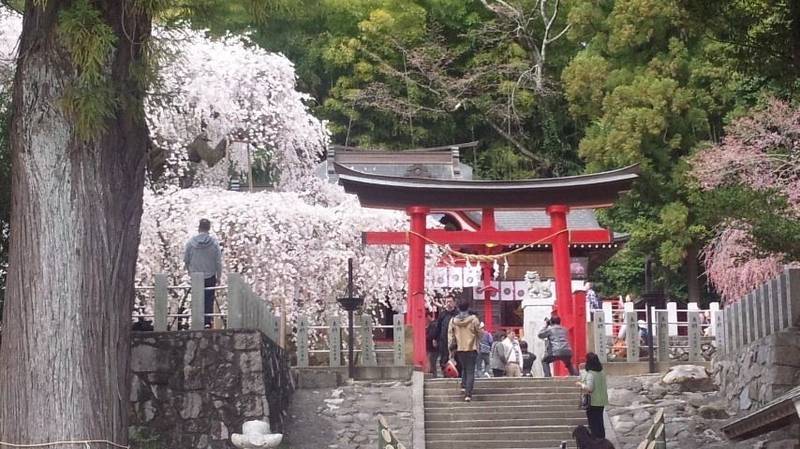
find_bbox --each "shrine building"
[317,142,638,369]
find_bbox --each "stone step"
[424,378,578,389]
[425,438,574,449]
[425,417,586,429]
[425,385,579,395]
[424,392,580,403]
[425,408,586,422]
[427,426,572,436]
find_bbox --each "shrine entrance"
[333,159,638,371]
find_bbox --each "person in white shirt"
[503,330,523,377]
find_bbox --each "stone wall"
[713,327,800,411]
[129,329,293,449]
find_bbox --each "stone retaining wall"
[713,327,800,411]
[129,329,293,449]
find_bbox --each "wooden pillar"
[407,206,429,369]
[482,208,496,331]
[547,205,572,376]
[547,205,573,320]
[482,262,494,331]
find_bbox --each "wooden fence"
[636,408,666,449]
[718,267,800,353]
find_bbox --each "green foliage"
[57,0,119,138]
[562,0,735,300]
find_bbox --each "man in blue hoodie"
[184,218,223,328]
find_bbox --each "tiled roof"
[463,209,600,231]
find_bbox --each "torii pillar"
[407,206,428,367]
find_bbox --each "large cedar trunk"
[686,244,701,303]
[0,1,150,446]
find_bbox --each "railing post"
[625,311,639,362]
[154,274,168,332]
[688,311,701,361]
[769,273,789,332]
[297,317,309,368]
[602,301,614,336]
[666,302,678,336]
[749,291,758,342]
[271,312,281,344]
[191,272,205,330]
[593,312,607,363]
[766,280,778,336]
[393,313,405,366]
[724,307,733,354]
[785,267,800,328]
[713,310,724,350]
[733,301,743,348]
[742,294,752,345]
[329,315,342,367]
[228,273,243,329]
[751,290,762,340]
[264,301,276,341]
[709,302,719,336]
[360,314,377,366]
[656,310,669,362]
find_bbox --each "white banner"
[433,266,449,288]
[500,281,515,301]
[463,266,481,288]
[514,281,529,301]
[490,281,500,301]
[449,267,464,289]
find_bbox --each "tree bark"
[686,244,701,303]
[0,1,150,447]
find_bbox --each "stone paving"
[283,379,413,449]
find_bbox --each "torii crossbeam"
[337,163,639,370]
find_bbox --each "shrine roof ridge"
[330,141,479,153]
[336,163,640,210]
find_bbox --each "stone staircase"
[424,377,587,449]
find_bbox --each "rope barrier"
[0,440,128,449]
[406,228,570,262]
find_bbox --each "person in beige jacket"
[448,298,481,401]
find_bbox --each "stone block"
[130,329,293,449]
[236,395,264,418]
[242,372,266,395]
[179,392,204,419]
[146,372,171,385]
[294,368,341,389]
[183,339,199,365]
[208,363,238,396]
[767,365,800,385]
[238,351,264,373]
[234,331,260,351]
[131,345,160,372]
[697,404,730,420]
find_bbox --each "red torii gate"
[336,163,639,370]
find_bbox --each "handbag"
[580,393,591,410]
[443,359,460,378]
